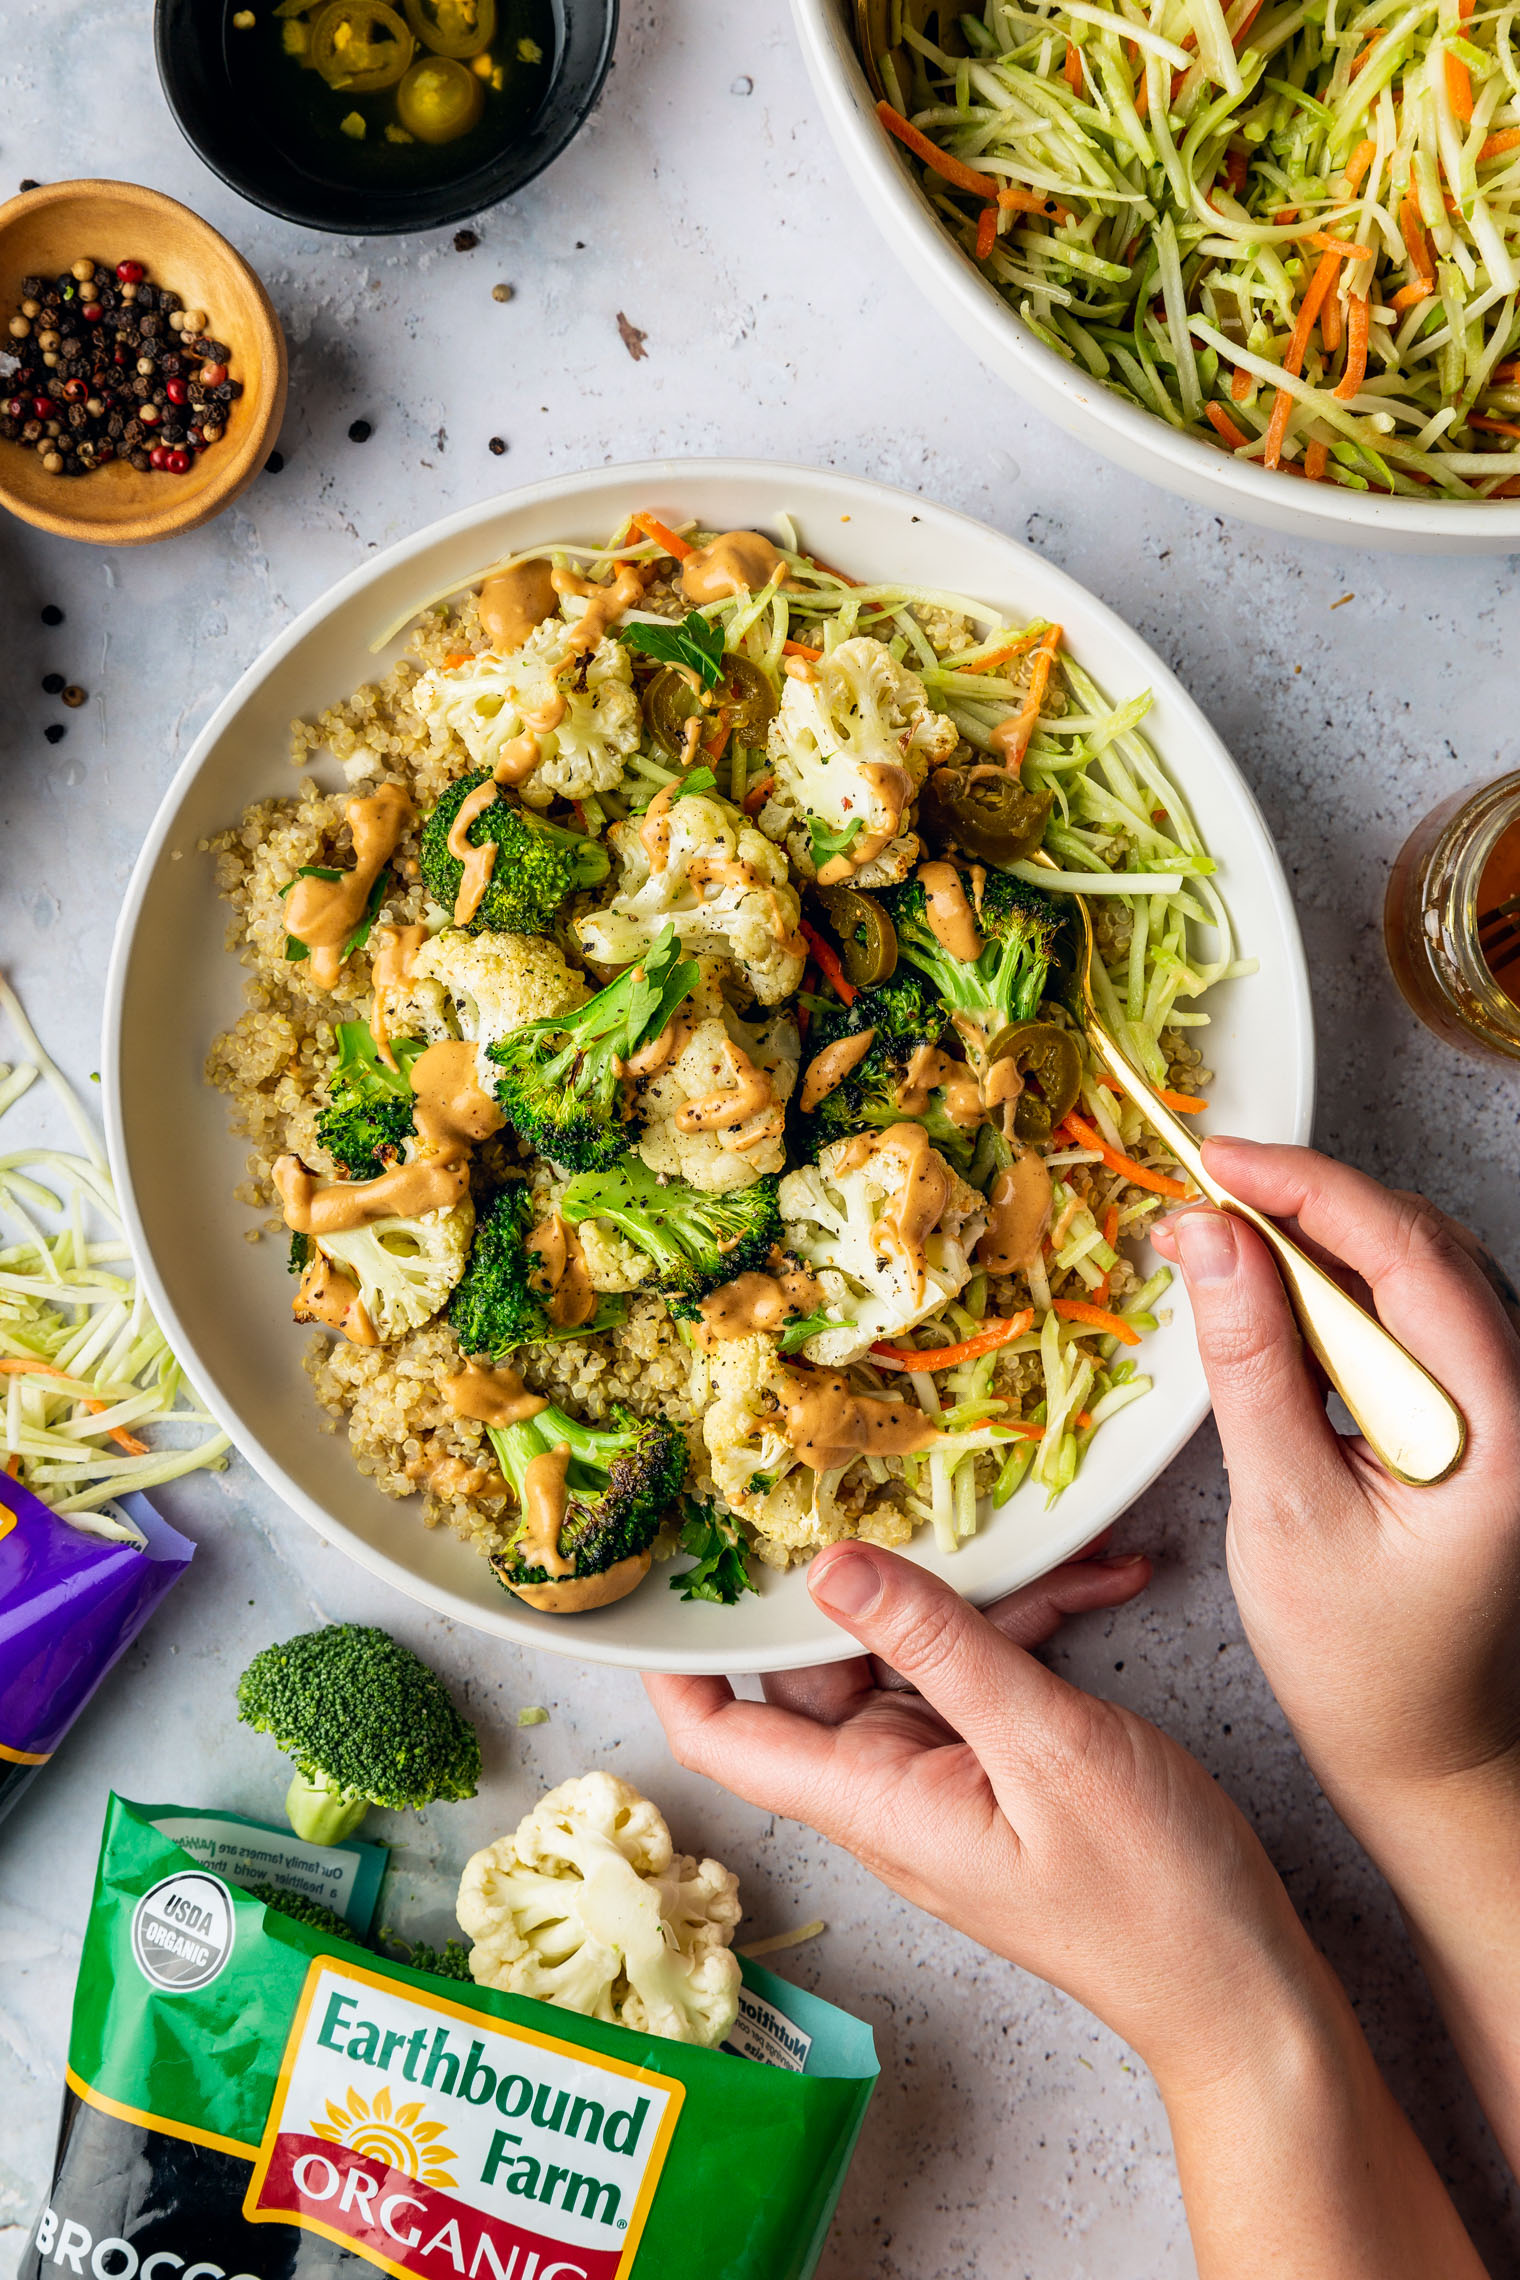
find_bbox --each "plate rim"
[102,455,1316,1671]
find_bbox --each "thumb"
[1153,1206,1348,1518]
[807,1542,1083,1766]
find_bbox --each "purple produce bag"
[0,1470,194,1824]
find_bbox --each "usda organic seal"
[129,1870,234,1992]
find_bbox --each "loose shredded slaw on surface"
[872,0,1520,497]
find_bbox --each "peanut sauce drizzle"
[675,1041,779,1150]
[479,559,559,653]
[800,1027,876,1113]
[447,779,502,925]
[680,530,785,604]
[618,1005,695,1082]
[283,782,416,992]
[815,760,915,889]
[518,1446,577,1578]
[894,1044,985,1130]
[696,1252,827,1346]
[444,1359,548,1427]
[777,1365,941,1472]
[981,1052,1025,1134]
[275,1148,470,1235]
[511,1549,651,1614]
[976,1149,1052,1273]
[411,1039,505,1150]
[833,1123,955,1303]
[639,781,678,874]
[917,860,983,962]
[369,923,426,1070]
[293,1251,378,1346]
[552,562,645,656]
[404,1449,500,1501]
[526,1213,596,1329]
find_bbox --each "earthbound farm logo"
[244,1958,683,2280]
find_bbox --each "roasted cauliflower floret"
[778,1128,986,1366]
[575,791,806,1007]
[414,927,588,1072]
[456,1771,742,2048]
[634,982,799,1195]
[412,621,641,808]
[761,636,958,890]
[312,1196,475,1344]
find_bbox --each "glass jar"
[1384,771,1520,1063]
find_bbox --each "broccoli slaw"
[871,0,1520,497]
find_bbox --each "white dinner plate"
[104,459,1314,1672]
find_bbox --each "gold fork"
[1029,851,1467,1486]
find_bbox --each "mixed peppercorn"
[1,258,241,477]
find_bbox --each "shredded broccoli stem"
[883,0,1520,496]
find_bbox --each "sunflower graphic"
[310,2083,458,2186]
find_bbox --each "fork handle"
[1082,1021,1467,1486]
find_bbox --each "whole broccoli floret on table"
[485,1400,685,1599]
[487,924,699,1171]
[879,866,1064,1060]
[236,1623,481,1847]
[450,1182,626,1358]
[420,773,610,935]
[315,1021,425,1180]
[557,1155,781,1311]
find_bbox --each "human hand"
[1151,1138,1520,1807]
[645,1544,1320,2086]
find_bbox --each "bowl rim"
[102,455,1316,1671]
[153,0,620,236]
[0,177,287,546]
[790,0,1520,551]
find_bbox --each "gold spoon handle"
[1082,1020,1467,1486]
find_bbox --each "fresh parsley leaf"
[618,610,727,689]
[674,766,719,801]
[778,1309,837,1355]
[668,1499,756,1606]
[806,814,864,869]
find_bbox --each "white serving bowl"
[104,459,1313,1672]
[791,0,1520,556]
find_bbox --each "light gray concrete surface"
[1,0,1518,2274]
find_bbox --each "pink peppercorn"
[168,449,191,473]
[115,260,145,284]
[165,376,187,405]
[200,362,228,387]
[149,444,169,469]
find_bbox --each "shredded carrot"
[1224,145,1249,195]
[1399,195,1437,285]
[798,920,856,1006]
[443,649,474,669]
[1273,205,1300,224]
[876,99,1000,198]
[1264,244,1348,467]
[1057,1112,1191,1199]
[1053,1297,1143,1346]
[629,511,692,561]
[1230,364,1252,402]
[1490,474,1520,496]
[1205,402,1250,449]
[1480,127,1520,162]
[1343,137,1378,191]
[783,639,822,661]
[799,550,862,587]
[1135,64,1150,117]
[741,774,775,816]
[4,1453,20,1479]
[1091,1202,1122,1304]
[1231,0,1264,47]
[1099,1077,1208,1112]
[702,718,732,763]
[1304,438,1330,480]
[1472,415,1520,436]
[1064,37,1083,90]
[0,1358,150,1455]
[1348,28,1382,75]
[1320,288,1343,354]
[871,1310,1035,1370]
[1391,279,1434,310]
[1494,361,1520,382]
[992,624,1062,766]
[960,631,1039,675]
[1335,288,1370,400]
[998,186,1075,225]
[1445,48,1474,121]
[1049,1194,1083,1250]
[976,203,999,261]
[1309,232,1373,260]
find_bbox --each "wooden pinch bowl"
[0,178,286,547]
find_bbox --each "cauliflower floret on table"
[575,792,806,1007]
[778,1128,986,1366]
[414,929,587,1075]
[635,986,799,1195]
[761,636,958,890]
[411,620,641,809]
[456,1771,742,2049]
[313,1196,475,1343]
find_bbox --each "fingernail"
[1100,1550,1148,1568]
[1175,1209,1238,1285]
[810,1546,883,1620]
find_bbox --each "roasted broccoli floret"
[557,1156,782,1310]
[487,925,699,1172]
[246,1883,364,1944]
[486,1401,686,1594]
[800,969,981,1172]
[450,1182,626,1357]
[315,1021,426,1179]
[420,773,610,935]
[236,1623,481,1847]
[880,867,1065,1055]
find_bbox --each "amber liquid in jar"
[1385,771,1520,1063]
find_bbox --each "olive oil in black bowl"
[157,0,616,234]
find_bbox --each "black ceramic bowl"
[155,0,616,235]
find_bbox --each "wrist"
[1143,1925,1351,2113]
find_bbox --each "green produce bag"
[23,1796,878,2280]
